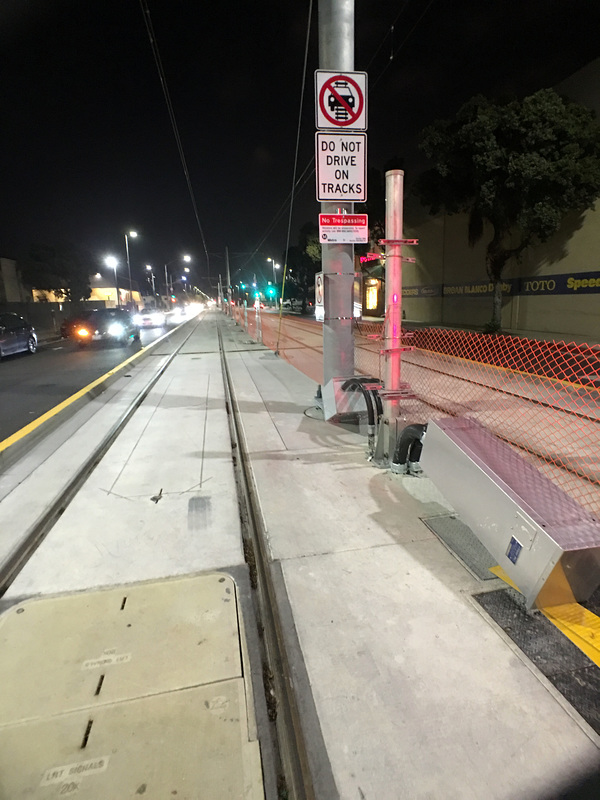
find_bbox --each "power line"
[139,0,211,277]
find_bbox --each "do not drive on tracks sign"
[316,132,367,203]
[315,70,367,131]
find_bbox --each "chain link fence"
[356,321,600,516]
[229,307,600,515]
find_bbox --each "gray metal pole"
[383,170,404,422]
[225,246,232,315]
[125,234,133,307]
[319,0,355,384]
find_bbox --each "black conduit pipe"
[341,378,377,455]
[392,423,428,473]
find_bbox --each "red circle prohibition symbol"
[319,74,364,127]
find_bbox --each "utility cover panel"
[0,572,242,724]
[0,573,264,798]
[0,682,264,799]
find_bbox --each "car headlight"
[151,313,163,325]
[133,315,142,325]
[108,323,125,336]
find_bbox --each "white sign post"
[316,132,367,203]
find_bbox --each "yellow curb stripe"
[488,565,600,667]
[541,603,600,668]
[0,327,176,455]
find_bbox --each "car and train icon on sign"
[326,80,356,121]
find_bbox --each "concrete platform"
[2,310,599,799]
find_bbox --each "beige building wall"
[0,258,30,303]
[400,58,600,342]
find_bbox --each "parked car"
[74,309,140,348]
[133,307,166,328]
[0,312,37,357]
[0,312,37,358]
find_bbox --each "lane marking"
[0,327,178,455]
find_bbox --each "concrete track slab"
[5,325,243,599]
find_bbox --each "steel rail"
[0,321,202,597]
[217,318,316,800]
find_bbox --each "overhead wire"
[138,0,211,278]
[275,0,314,354]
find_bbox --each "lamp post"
[267,257,280,284]
[105,256,120,308]
[146,265,155,295]
[124,230,138,308]
[164,255,192,303]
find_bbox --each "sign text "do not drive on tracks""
[315,132,367,203]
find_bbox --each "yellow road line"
[0,328,175,455]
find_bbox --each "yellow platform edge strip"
[540,604,600,668]
[489,565,600,668]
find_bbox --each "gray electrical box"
[420,417,600,609]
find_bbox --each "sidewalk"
[3,310,599,798]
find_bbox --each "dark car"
[74,309,140,348]
[60,314,90,339]
[0,312,37,358]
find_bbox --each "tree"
[415,89,600,331]
[282,222,321,312]
[21,241,94,301]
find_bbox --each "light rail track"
[0,312,313,799]
[218,318,315,800]
[0,322,199,596]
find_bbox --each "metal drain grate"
[421,514,497,581]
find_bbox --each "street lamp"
[267,257,280,284]
[124,230,138,307]
[146,265,155,295]
[164,255,192,299]
[105,256,120,308]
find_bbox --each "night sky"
[1,0,598,290]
